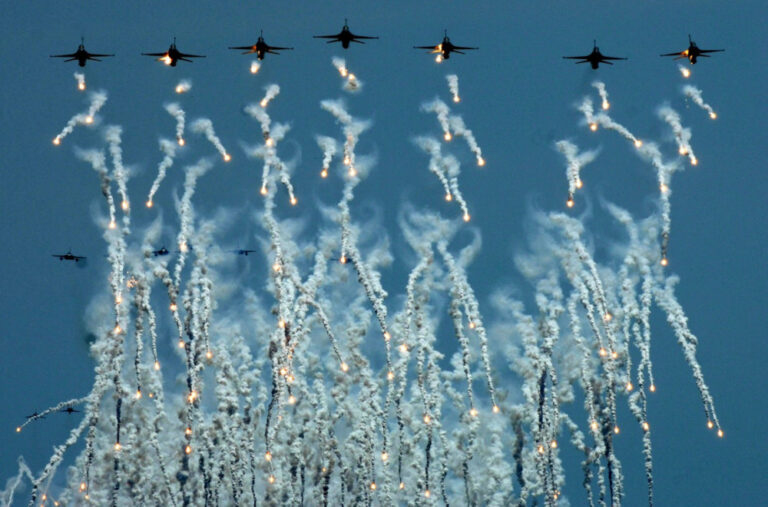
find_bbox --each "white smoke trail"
[555,140,598,206]
[316,135,338,178]
[422,98,453,142]
[682,85,717,119]
[164,102,186,146]
[578,95,643,148]
[76,148,117,228]
[244,101,297,204]
[320,99,371,179]
[146,139,179,206]
[677,64,691,79]
[74,72,86,91]
[415,136,471,221]
[104,126,130,214]
[592,81,611,110]
[190,118,231,161]
[259,84,281,108]
[448,114,485,166]
[658,105,697,165]
[173,159,214,300]
[53,91,107,145]
[331,57,362,93]
[446,74,460,103]
[175,79,192,94]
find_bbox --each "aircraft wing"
[50,52,78,58]
[313,34,342,39]
[87,52,114,57]
[229,45,256,50]
[75,255,86,260]
[660,51,684,57]
[178,52,205,58]
[601,56,627,60]
[451,45,478,50]
[267,45,293,51]
[699,48,725,53]
[563,55,591,59]
[52,254,65,259]
[350,34,378,40]
[142,52,169,56]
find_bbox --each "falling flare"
[250,61,260,74]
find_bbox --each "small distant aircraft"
[563,41,627,69]
[60,407,80,415]
[52,250,86,262]
[50,38,114,67]
[232,249,257,256]
[414,30,478,60]
[314,19,378,49]
[229,31,293,60]
[26,411,45,420]
[152,246,170,257]
[142,38,205,66]
[661,35,724,64]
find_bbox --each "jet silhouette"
[152,246,170,257]
[52,250,86,262]
[414,30,478,60]
[563,41,627,69]
[233,249,257,256]
[661,35,724,64]
[229,31,293,60]
[314,19,378,49]
[142,38,205,66]
[50,38,114,67]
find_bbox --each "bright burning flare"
[602,100,610,110]
[161,55,172,66]
[223,153,231,162]
[250,62,260,74]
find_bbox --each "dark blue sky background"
[1,1,766,504]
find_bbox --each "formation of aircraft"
[52,250,86,262]
[414,30,477,60]
[229,31,293,60]
[313,19,378,49]
[50,38,114,67]
[142,38,205,66]
[563,41,627,69]
[660,34,724,64]
[51,29,724,69]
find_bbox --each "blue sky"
[1,1,766,504]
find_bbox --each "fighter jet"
[25,411,45,420]
[52,250,86,262]
[232,249,257,256]
[142,38,205,66]
[50,38,114,67]
[414,30,478,60]
[313,19,378,49]
[661,35,724,64]
[152,246,170,257]
[60,407,81,415]
[229,31,293,60]
[563,41,627,69]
